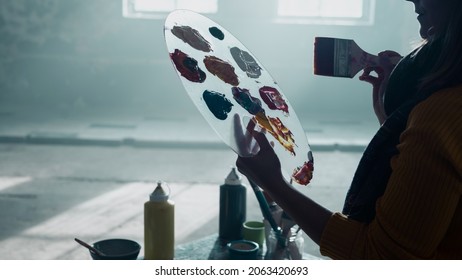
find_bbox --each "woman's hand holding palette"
[164,10,313,186]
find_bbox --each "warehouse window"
[276,0,375,25]
[123,0,218,19]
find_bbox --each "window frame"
[275,0,376,26]
[122,0,218,19]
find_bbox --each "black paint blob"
[203,90,233,120]
[209,26,224,40]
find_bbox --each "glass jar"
[265,226,304,260]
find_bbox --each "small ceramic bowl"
[227,240,259,260]
[90,238,141,260]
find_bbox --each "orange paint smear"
[253,111,296,156]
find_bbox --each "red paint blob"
[170,49,206,83]
[292,161,314,185]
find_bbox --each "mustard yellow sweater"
[320,85,462,259]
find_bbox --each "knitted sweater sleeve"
[319,87,462,259]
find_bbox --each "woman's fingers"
[245,117,256,132]
[243,119,256,150]
[359,71,379,85]
[244,119,260,156]
[232,115,261,157]
[359,66,384,86]
[250,129,273,152]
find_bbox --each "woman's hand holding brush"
[359,50,402,125]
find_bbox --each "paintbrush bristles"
[313,37,336,76]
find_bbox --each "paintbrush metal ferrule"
[332,38,352,77]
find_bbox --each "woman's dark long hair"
[384,1,462,114]
[418,0,462,92]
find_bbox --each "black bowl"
[227,240,259,260]
[90,238,141,260]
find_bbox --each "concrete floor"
[0,109,376,259]
[0,142,362,260]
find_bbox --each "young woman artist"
[236,0,462,259]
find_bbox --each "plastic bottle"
[144,181,174,260]
[219,167,247,241]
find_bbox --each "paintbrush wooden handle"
[351,45,402,77]
[314,37,402,78]
[348,40,402,78]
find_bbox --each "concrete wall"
[0,0,420,128]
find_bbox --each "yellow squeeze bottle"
[144,181,174,259]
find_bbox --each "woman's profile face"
[406,0,451,39]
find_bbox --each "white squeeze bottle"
[144,181,175,260]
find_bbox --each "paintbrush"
[247,179,286,247]
[313,37,402,78]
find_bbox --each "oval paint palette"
[164,10,313,186]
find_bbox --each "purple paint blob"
[231,87,263,115]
